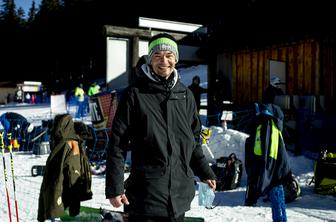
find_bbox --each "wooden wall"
[218,39,336,106]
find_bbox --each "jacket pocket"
[136,165,166,179]
[65,154,81,187]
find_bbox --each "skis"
[1,131,12,222]
[1,132,20,222]
[7,133,20,222]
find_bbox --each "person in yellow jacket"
[87,82,100,96]
[74,84,85,118]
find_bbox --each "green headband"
[148,37,178,52]
[148,37,179,62]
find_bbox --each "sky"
[1,104,336,222]
[15,0,41,16]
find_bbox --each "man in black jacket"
[263,76,285,104]
[188,75,207,113]
[105,33,216,222]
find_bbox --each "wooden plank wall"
[320,41,336,112]
[218,39,336,106]
[321,42,336,98]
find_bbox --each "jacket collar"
[141,64,179,89]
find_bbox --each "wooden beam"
[103,25,187,41]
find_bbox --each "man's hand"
[109,194,130,208]
[205,179,216,191]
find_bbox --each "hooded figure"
[105,33,216,222]
[263,76,285,104]
[188,75,207,112]
[38,114,92,221]
[244,103,291,206]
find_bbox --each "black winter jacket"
[38,114,92,221]
[105,65,216,218]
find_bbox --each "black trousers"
[128,213,185,222]
[125,193,185,222]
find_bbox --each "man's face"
[150,50,176,79]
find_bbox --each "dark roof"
[0,81,18,88]
[137,1,336,50]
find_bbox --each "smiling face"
[150,50,176,79]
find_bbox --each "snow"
[201,126,249,164]
[1,150,336,222]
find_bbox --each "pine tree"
[27,0,38,25]
[32,0,64,83]
[16,7,25,26]
[0,0,28,80]
[0,0,17,27]
[39,0,61,13]
[0,0,26,30]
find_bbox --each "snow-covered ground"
[1,149,335,222]
[1,105,335,222]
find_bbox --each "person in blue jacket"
[0,112,34,146]
[245,103,291,221]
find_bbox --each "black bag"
[31,165,45,177]
[282,173,301,203]
[211,153,243,191]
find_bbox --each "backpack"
[282,173,301,203]
[211,153,243,191]
[262,173,301,204]
[314,148,336,195]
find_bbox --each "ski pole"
[7,133,19,222]
[1,131,13,222]
[30,129,47,143]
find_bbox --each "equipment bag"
[282,173,301,203]
[211,153,243,191]
[314,149,336,195]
